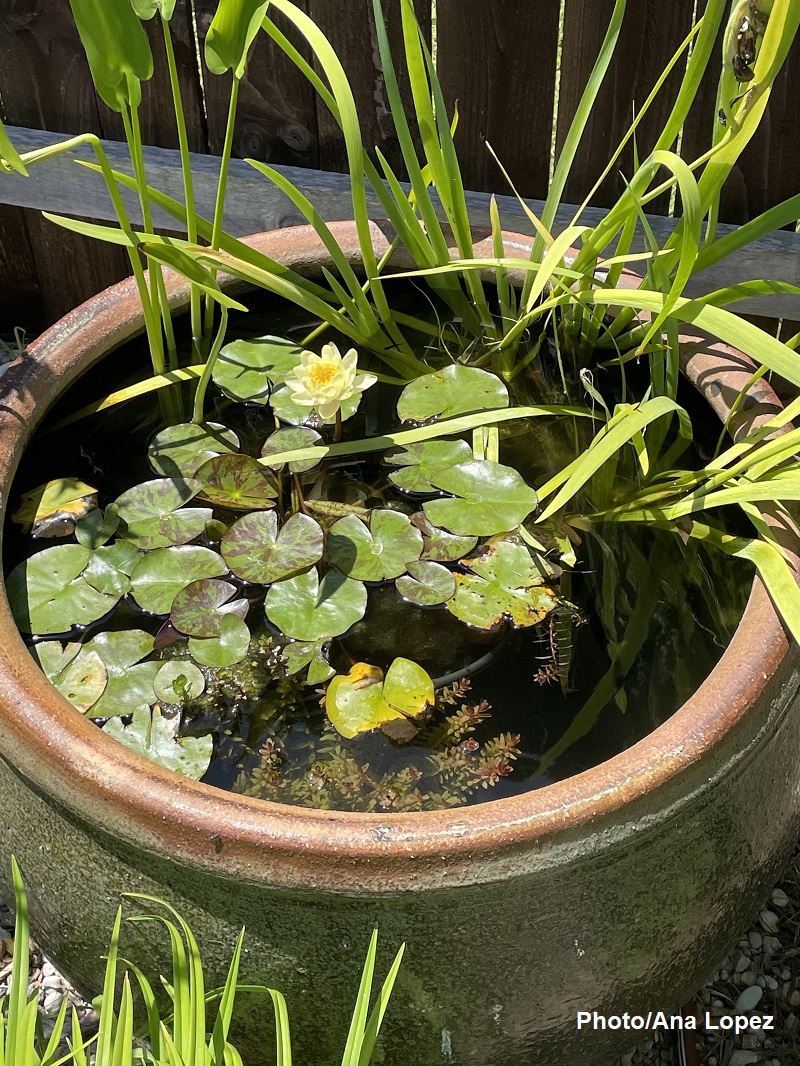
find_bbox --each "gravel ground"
[2,849,800,1064]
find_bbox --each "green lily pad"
[6,545,120,635]
[411,512,479,563]
[154,660,206,703]
[265,567,367,641]
[325,658,434,739]
[327,510,423,581]
[75,505,120,549]
[270,383,361,426]
[115,478,212,550]
[221,511,324,584]
[213,335,304,404]
[447,540,558,629]
[86,629,156,671]
[148,422,240,478]
[260,427,323,474]
[195,454,278,510]
[170,578,249,638]
[397,365,509,422]
[281,638,334,684]
[82,542,142,597]
[188,613,252,668]
[130,545,228,614]
[30,640,81,679]
[385,439,473,493]
[396,561,456,606]
[84,629,159,718]
[104,703,213,780]
[31,642,108,714]
[424,460,538,536]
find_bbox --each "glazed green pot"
[1,223,799,1066]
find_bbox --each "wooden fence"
[1,0,800,336]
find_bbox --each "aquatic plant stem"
[192,308,229,424]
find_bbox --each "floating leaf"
[385,440,473,493]
[6,545,120,635]
[270,383,361,426]
[130,545,228,614]
[31,642,107,714]
[265,567,367,641]
[30,640,81,679]
[281,638,334,683]
[327,510,423,581]
[87,628,155,670]
[424,460,538,536]
[260,427,323,474]
[397,365,509,422]
[148,422,240,478]
[212,335,303,403]
[115,477,211,549]
[104,703,212,779]
[221,511,323,583]
[170,578,248,638]
[75,505,120,548]
[12,477,98,536]
[396,560,456,606]
[411,512,479,563]
[195,454,278,510]
[85,629,159,718]
[154,660,206,702]
[325,658,434,739]
[188,613,251,667]
[82,542,142,597]
[447,540,558,629]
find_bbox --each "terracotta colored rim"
[0,221,792,893]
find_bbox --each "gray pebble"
[730,1053,760,1066]
[748,931,764,951]
[772,888,789,908]
[735,985,764,1012]
[760,909,780,932]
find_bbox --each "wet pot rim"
[0,221,793,893]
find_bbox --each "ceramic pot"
[1,222,799,1066]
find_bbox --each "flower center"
[308,363,338,387]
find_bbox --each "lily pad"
[6,545,120,635]
[281,638,334,684]
[424,460,538,536]
[260,426,323,474]
[327,510,423,581]
[85,629,159,718]
[154,660,206,703]
[115,477,212,550]
[195,454,278,510]
[12,477,98,537]
[385,439,473,493]
[222,511,324,584]
[270,383,361,426]
[213,335,304,404]
[75,505,120,549]
[396,561,456,606]
[397,365,509,422]
[188,613,251,668]
[104,703,213,779]
[265,567,367,641]
[31,642,107,714]
[148,422,240,478]
[411,512,479,563]
[82,542,142,597]
[170,578,249,638]
[325,658,434,739]
[130,545,228,614]
[447,540,558,629]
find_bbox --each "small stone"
[708,1058,718,1066]
[735,954,751,973]
[749,931,764,951]
[735,985,764,1012]
[764,975,779,991]
[763,936,782,954]
[789,990,800,1007]
[772,889,789,908]
[742,971,758,986]
[742,1032,764,1049]
[619,1053,633,1066]
[760,910,780,932]
[757,976,766,988]
[700,989,712,1005]
[730,1052,760,1066]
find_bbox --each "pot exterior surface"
[1,223,800,1066]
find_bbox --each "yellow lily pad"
[325,658,434,739]
[12,478,98,536]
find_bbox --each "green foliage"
[148,422,241,479]
[222,511,324,583]
[105,703,213,778]
[7,545,121,635]
[213,335,304,403]
[188,613,252,668]
[195,454,279,510]
[114,478,211,550]
[423,461,538,537]
[327,510,423,581]
[447,540,558,630]
[130,545,228,614]
[170,578,248,638]
[66,0,153,112]
[386,440,473,494]
[396,561,456,606]
[397,365,509,422]
[265,568,368,642]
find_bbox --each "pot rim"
[0,221,793,892]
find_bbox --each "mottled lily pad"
[213,335,304,404]
[104,703,213,779]
[82,542,142,597]
[148,422,240,478]
[260,426,323,474]
[12,477,98,537]
[195,454,278,510]
[447,540,558,629]
[31,642,107,713]
[325,658,434,739]
[154,660,206,703]
[115,478,211,550]
[188,613,251,668]
[327,510,423,581]
[265,567,367,641]
[397,365,509,422]
[221,511,323,584]
[411,512,478,563]
[130,545,228,614]
[75,505,120,549]
[385,439,473,493]
[396,560,456,606]
[170,578,249,638]
[424,460,538,536]
[281,638,334,683]
[6,544,120,635]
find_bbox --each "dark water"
[2,296,750,810]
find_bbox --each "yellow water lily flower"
[285,343,377,421]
